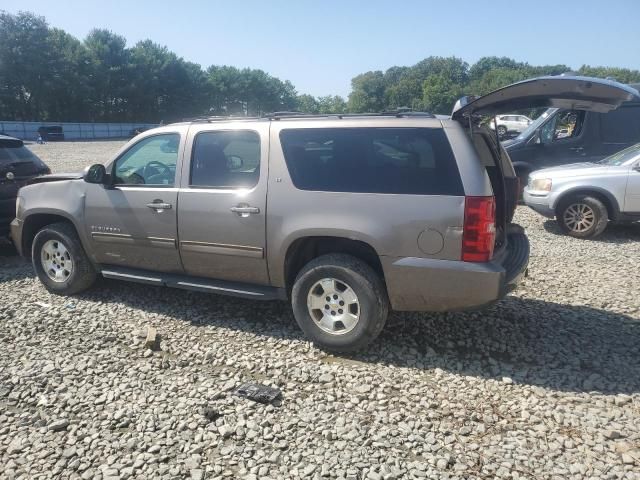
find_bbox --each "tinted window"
[600,107,640,143]
[280,127,463,195]
[113,133,179,186]
[0,145,40,165]
[191,130,260,188]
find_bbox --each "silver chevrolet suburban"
[11,76,635,351]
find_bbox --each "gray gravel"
[1,142,639,479]
[27,140,126,173]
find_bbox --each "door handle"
[146,201,172,212]
[569,147,584,152]
[230,205,260,217]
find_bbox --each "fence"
[0,121,159,141]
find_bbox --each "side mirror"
[84,164,107,184]
[633,163,640,172]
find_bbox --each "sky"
[4,0,640,97]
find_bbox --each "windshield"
[516,108,558,140]
[597,142,640,166]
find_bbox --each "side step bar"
[100,266,286,301]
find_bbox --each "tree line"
[2,10,640,123]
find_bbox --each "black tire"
[557,195,608,239]
[497,125,507,137]
[291,254,389,352]
[32,222,97,294]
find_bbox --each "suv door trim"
[179,240,264,258]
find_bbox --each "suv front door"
[177,124,270,285]
[84,132,184,272]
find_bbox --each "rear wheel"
[32,222,97,294]
[291,254,389,352]
[557,195,608,238]
[497,125,507,137]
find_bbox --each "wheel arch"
[552,187,620,221]
[21,211,85,260]
[282,236,385,295]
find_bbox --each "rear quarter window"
[599,106,640,143]
[279,127,464,195]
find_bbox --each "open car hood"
[451,76,640,120]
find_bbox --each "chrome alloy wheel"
[41,239,74,283]
[563,203,595,233]
[307,278,360,335]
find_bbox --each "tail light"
[462,196,496,262]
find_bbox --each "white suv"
[491,114,532,137]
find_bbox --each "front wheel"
[497,125,507,137]
[557,195,608,238]
[32,222,97,294]
[291,254,389,352]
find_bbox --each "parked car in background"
[0,135,50,235]
[38,125,65,141]
[524,142,640,238]
[491,114,532,137]
[503,80,640,188]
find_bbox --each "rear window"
[0,145,41,165]
[279,127,463,195]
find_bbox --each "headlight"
[531,178,552,191]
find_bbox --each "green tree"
[0,11,51,120]
[348,71,386,112]
[84,29,129,121]
[296,94,319,113]
[578,65,640,84]
[422,73,464,114]
[317,95,347,114]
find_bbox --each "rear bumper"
[382,226,530,311]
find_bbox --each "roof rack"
[185,115,263,123]
[184,110,436,123]
[265,110,435,120]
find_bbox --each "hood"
[452,75,640,120]
[530,162,614,179]
[27,172,83,185]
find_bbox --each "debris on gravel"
[0,142,638,479]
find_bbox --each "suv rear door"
[177,122,270,285]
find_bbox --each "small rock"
[49,419,70,432]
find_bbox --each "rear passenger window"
[279,128,463,195]
[191,130,260,188]
[600,107,640,143]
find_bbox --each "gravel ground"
[27,140,127,173]
[1,142,639,479]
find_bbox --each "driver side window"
[540,110,585,144]
[113,133,180,186]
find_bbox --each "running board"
[100,266,286,301]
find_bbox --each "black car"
[503,81,640,184]
[0,135,50,235]
[38,125,65,141]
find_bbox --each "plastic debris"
[234,382,281,404]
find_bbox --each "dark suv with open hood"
[10,76,637,351]
[0,135,50,235]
